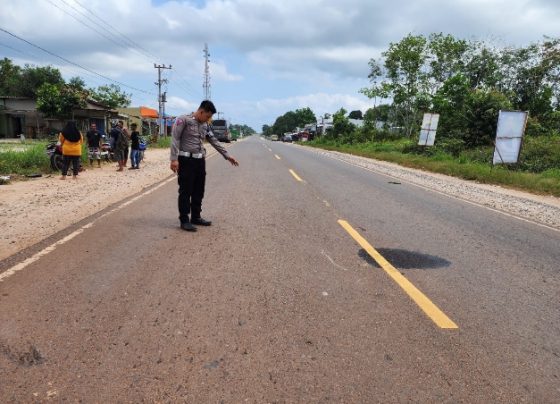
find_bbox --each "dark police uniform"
[170,113,231,224]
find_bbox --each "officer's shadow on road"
[358,248,451,270]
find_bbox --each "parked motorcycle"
[100,138,114,162]
[45,139,85,173]
[45,140,64,171]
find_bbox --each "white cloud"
[1,0,559,130]
[166,96,198,113]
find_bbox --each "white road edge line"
[0,175,176,283]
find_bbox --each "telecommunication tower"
[203,43,211,100]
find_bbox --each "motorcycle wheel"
[51,154,64,171]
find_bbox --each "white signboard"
[418,113,440,146]
[493,111,528,165]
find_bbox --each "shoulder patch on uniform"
[176,118,184,125]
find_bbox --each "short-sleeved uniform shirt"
[170,113,230,161]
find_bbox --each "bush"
[463,90,512,147]
[436,138,466,157]
[459,146,494,165]
[525,116,548,137]
[0,143,51,175]
[519,135,560,172]
[153,136,171,148]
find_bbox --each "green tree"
[262,124,272,136]
[363,34,430,137]
[331,108,355,138]
[0,58,22,96]
[294,107,316,126]
[36,83,60,117]
[271,107,316,135]
[464,89,512,146]
[36,83,87,118]
[68,76,87,92]
[20,65,64,98]
[89,84,131,109]
[463,43,503,90]
[348,110,363,119]
[230,123,255,135]
[427,33,469,91]
[506,43,555,117]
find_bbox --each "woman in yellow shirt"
[59,121,84,180]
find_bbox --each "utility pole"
[162,91,167,136]
[203,43,211,100]
[154,63,172,137]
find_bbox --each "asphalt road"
[1,136,559,402]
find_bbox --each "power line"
[0,26,154,95]
[167,70,203,99]
[70,0,160,62]
[45,0,133,53]
[0,41,108,88]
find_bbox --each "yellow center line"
[275,154,281,160]
[289,169,303,182]
[338,219,458,329]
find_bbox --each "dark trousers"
[177,156,206,223]
[62,155,80,176]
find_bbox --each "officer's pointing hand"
[227,156,239,167]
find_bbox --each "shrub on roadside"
[0,143,51,175]
[153,136,171,148]
[519,135,560,173]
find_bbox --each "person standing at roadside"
[114,120,129,171]
[129,123,141,169]
[119,121,130,167]
[86,122,102,168]
[170,100,239,232]
[59,121,83,180]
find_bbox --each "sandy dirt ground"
[0,148,177,261]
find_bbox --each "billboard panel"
[418,113,440,146]
[493,111,528,165]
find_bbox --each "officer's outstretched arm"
[227,156,239,166]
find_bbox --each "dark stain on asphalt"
[358,248,451,270]
[204,358,223,369]
[1,342,44,367]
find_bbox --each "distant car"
[270,134,279,141]
[282,134,292,142]
[211,119,231,142]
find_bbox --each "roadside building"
[0,96,119,138]
[117,106,160,137]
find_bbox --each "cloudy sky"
[1,0,559,131]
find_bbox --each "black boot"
[191,217,212,226]
[180,222,197,232]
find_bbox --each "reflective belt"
[178,151,204,159]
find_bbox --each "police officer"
[170,100,239,232]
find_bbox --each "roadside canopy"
[140,106,158,119]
